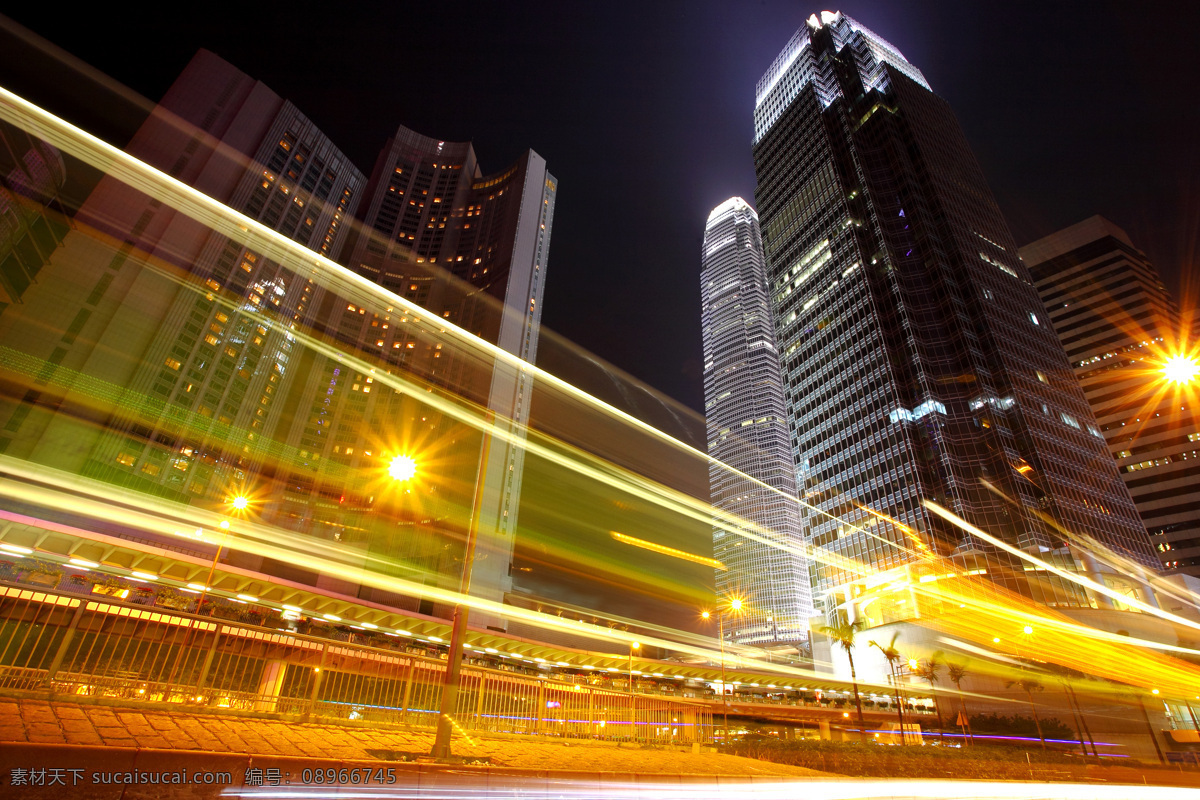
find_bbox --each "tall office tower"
[0,50,364,491]
[701,197,812,645]
[277,125,556,627]
[1021,217,1200,576]
[752,11,1159,622]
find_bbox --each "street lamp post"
[431,414,493,760]
[195,520,232,614]
[704,598,741,743]
[197,495,247,614]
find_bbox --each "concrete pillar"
[254,659,288,712]
[819,720,832,740]
[1074,549,1115,610]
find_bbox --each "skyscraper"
[701,197,812,646]
[751,11,1159,623]
[1020,216,1200,576]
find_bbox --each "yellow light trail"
[610,531,726,570]
[979,478,1200,617]
[923,499,1200,633]
[0,456,899,691]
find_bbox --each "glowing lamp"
[1163,355,1198,385]
[388,454,417,481]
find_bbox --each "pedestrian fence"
[0,583,711,744]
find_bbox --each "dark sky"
[3,1,1197,413]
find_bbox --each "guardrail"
[0,583,711,744]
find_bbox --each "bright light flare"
[387,454,417,481]
[1163,354,1199,384]
[230,495,250,511]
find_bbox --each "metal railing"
[0,583,711,744]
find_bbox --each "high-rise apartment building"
[1021,216,1200,576]
[0,50,554,629]
[274,124,556,627]
[701,196,812,645]
[0,49,366,491]
[751,11,1159,622]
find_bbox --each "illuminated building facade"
[275,125,556,627]
[0,50,555,630]
[752,11,1159,623]
[1021,217,1200,576]
[701,197,812,645]
[0,50,365,493]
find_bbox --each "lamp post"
[432,414,493,759]
[197,495,248,614]
[704,597,741,743]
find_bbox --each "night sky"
[3,1,1197,413]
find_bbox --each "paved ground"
[0,697,826,777]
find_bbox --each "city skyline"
[4,5,1200,777]
[1,3,1196,411]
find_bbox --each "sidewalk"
[0,697,826,777]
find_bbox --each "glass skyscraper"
[752,11,1159,623]
[701,197,813,646]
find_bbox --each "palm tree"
[869,634,907,744]
[946,661,972,744]
[914,653,945,741]
[819,613,867,742]
[1007,676,1047,750]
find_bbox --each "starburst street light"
[1162,354,1199,385]
[230,495,250,511]
[388,454,418,481]
[704,597,745,743]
